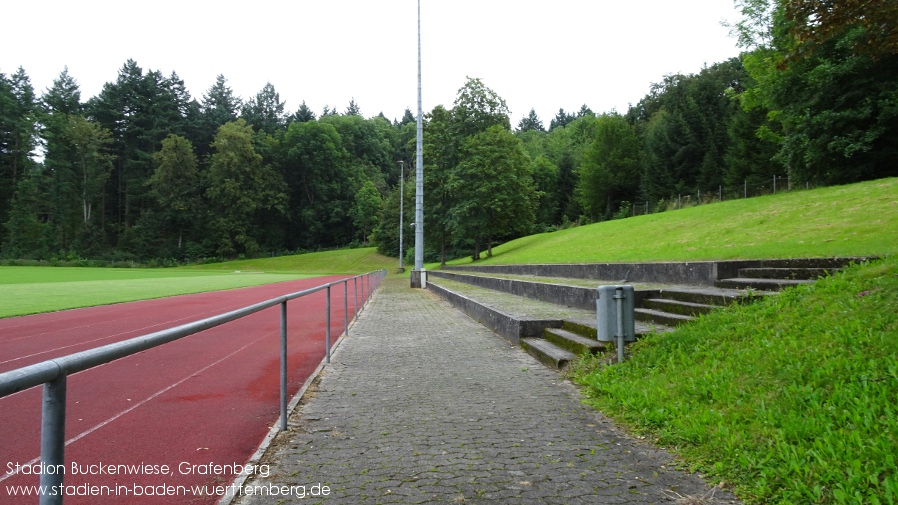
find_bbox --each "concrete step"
[737,267,836,280]
[544,328,607,355]
[520,338,577,370]
[653,287,764,306]
[755,257,870,269]
[716,278,814,292]
[635,308,694,327]
[563,317,674,339]
[642,298,715,316]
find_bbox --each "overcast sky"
[2,0,743,125]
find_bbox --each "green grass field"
[0,248,394,318]
[183,247,394,275]
[0,268,312,318]
[443,177,898,266]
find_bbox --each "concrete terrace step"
[544,328,608,355]
[520,338,577,370]
[642,298,715,316]
[635,307,694,327]
[737,267,836,280]
[716,277,814,291]
[426,278,594,343]
[563,316,674,339]
[655,287,766,306]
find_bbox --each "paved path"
[234,277,740,505]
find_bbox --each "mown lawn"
[0,267,310,318]
[0,248,394,318]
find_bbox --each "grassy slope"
[571,258,898,504]
[444,178,898,265]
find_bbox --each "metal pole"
[343,280,349,337]
[615,288,624,364]
[279,301,287,430]
[398,161,404,271]
[773,175,777,194]
[414,0,425,272]
[354,277,358,318]
[40,375,66,505]
[326,286,331,363]
[744,179,748,199]
[719,185,722,202]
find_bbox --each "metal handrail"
[0,269,387,504]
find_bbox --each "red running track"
[0,275,365,504]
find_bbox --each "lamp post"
[398,160,404,272]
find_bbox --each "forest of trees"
[1,0,895,264]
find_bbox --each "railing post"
[343,280,349,337]
[354,277,358,319]
[40,374,66,505]
[326,286,331,363]
[279,301,287,431]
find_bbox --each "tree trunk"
[472,237,481,261]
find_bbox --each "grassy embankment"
[570,257,897,504]
[0,248,393,318]
[441,177,898,266]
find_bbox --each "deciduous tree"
[448,125,536,260]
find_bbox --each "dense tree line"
[0,61,415,261]
[1,0,895,264]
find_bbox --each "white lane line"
[0,330,270,484]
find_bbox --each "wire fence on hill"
[625,175,815,217]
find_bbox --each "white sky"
[2,0,743,125]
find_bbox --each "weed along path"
[0,275,354,504]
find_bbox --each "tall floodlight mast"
[412,0,425,286]
[398,160,404,272]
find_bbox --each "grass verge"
[570,257,898,504]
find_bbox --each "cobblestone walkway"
[234,277,740,504]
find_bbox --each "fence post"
[773,175,777,194]
[719,185,722,202]
[326,286,331,363]
[354,277,358,320]
[744,179,747,199]
[279,301,287,430]
[40,375,66,505]
[343,280,349,337]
